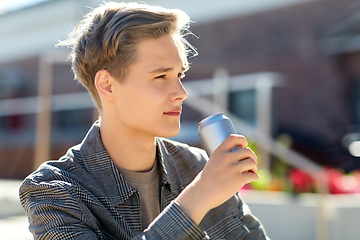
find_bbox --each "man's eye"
[155,75,166,79]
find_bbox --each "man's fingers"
[235,157,259,184]
[218,134,248,152]
[227,147,258,164]
[234,157,258,174]
[242,170,260,183]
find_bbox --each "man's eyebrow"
[150,66,186,74]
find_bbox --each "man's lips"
[164,108,182,116]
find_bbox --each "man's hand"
[175,134,259,224]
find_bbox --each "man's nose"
[172,79,188,101]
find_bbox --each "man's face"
[111,34,188,138]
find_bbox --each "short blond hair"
[58,2,196,110]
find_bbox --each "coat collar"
[156,137,183,195]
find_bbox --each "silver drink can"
[198,113,237,156]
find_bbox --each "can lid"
[197,112,225,128]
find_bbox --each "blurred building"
[185,0,360,171]
[0,0,359,179]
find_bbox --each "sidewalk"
[0,179,32,240]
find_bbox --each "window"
[351,77,360,125]
[229,89,256,126]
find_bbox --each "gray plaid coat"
[19,122,269,240]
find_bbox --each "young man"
[20,2,269,239]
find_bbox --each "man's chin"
[157,126,181,138]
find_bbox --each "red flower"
[289,168,314,193]
[325,167,360,194]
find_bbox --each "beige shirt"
[118,160,160,230]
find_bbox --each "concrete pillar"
[256,76,272,170]
[33,57,53,170]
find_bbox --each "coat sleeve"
[19,179,100,240]
[236,193,271,240]
[135,201,208,240]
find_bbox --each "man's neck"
[99,115,157,172]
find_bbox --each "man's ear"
[94,69,114,101]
